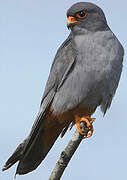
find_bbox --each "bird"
[3,2,124,175]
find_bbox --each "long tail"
[2,113,64,175]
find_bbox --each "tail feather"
[2,87,58,174]
[3,116,64,175]
[2,139,27,171]
[16,125,49,175]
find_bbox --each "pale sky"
[0,0,127,180]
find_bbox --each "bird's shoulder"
[95,29,124,57]
[74,29,124,57]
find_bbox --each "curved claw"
[76,116,95,138]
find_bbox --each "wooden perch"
[48,121,91,180]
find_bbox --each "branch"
[48,122,90,180]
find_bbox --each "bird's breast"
[51,30,123,115]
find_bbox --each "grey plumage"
[52,29,124,114]
[3,2,124,175]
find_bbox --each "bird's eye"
[76,11,87,19]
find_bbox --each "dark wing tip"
[2,164,11,171]
[2,156,19,172]
[2,139,27,172]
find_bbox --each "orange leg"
[76,116,95,138]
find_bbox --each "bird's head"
[67,2,108,32]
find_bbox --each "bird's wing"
[23,33,76,153]
[2,33,77,173]
[100,31,124,114]
[41,33,76,104]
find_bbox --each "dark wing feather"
[3,33,77,173]
[23,33,76,155]
[41,33,75,104]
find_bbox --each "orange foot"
[76,116,95,138]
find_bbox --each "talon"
[76,116,95,138]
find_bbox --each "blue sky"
[0,0,127,180]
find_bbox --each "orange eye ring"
[76,11,87,19]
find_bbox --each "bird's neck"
[71,23,109,36]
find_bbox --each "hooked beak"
[67,16,78,29]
